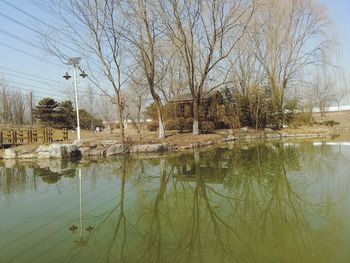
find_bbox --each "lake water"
[1,141,350,263]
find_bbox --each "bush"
[200,121,215,134]
[184,118,194,130]
[322,120,339,127]
[288,112,313,128]
[165,119,180,130]
[147,121,158,131]
[178,117,193,132]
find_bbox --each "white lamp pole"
[63,57,87,143]
[72,64,81,142]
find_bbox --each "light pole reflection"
[69,168,94,246]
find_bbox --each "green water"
[1,141,350,263]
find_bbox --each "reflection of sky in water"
[0,142,350,262]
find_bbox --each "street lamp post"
[68,168,94,246]
[62,57,87,142]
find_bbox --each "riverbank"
[0,127,335,160]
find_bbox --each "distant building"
[170,90,229,129]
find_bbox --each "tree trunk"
[157,105,165,139]
[115,93,125,145]
[193,99,200,135]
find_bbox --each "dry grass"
[69,128,225,147]
[313,110,350,127]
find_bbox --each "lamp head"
[63,72,71,80]
[80,70,88,78]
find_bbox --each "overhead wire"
[0,40,62,68]
[0,0,115,100]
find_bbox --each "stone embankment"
[0,131,331,160]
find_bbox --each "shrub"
[147,121,159,131]
[165,119,180,130]
[178,117,186,132]
[178,117,193,132]
[288,112,313,128]
[184,118,194,131]
[200,121,215,134]
[322,120,339,127]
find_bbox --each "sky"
[0,0,349,104]
[0,0,89,102]
[319,0,350,73]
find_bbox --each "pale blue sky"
[319,0,350,71]
[0,0,349,102]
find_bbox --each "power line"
[0,11,80,54]
[1,0,54,29]
[0,70,64,87]
[0,67,60,83]
[5,83,62,98]
[0,40,62,68]
[28,0,59,18]
[0,28,42,49]
[0,67,105,96]
[0,0,103,69]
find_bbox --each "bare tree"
[11,91,27,128]
[331,71,348,111]
[0,76,11,125]
[252,0,333,127]
[43,0,131,145]
[160,0,256,134]
[126,0,170,139]
[311,71,333,117]
[124,77,149,141]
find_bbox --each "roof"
[170,90,222,103]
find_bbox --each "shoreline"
[0,129,334,161]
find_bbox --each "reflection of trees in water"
[69,143,342,262]
[0,160,78,202]
[0,163,36,201]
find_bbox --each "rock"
[36,144,81,159]
[106,144,129,156]
[226,134,236,141]
[36,145,49,152]
[48,144,68,159]
[3,148,17,159]
[101,140,118,145]
[132,143,168,153]
[265,133,281,139]
[72,139,83,147]
[264,128,273,133]
[37,151,50,159]
[18,152,37,159]
[89,145,107,156]
[37,145,50,159]
[79,146,91,156]
[65,144,81,158]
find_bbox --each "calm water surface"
[1,141,350,263]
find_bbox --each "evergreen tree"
[54,100,75,128]
[33,98,58,126]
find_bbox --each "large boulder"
[65,144,81,158]
[36,145,50,159]
[36,144,81,159]
[3,148,17,159]
[106,144,129,156]
[48,144,69,159]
